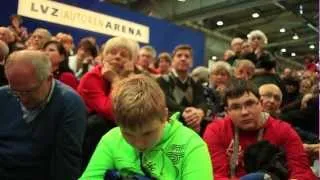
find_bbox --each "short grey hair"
[210,61,232,77]
[231,37,244,46]
[5,50,52,82]
[247,30,268,45]
[140,45,157,59]
[103,36,140,62]
[234,59,255,70]
[191,66,209,83]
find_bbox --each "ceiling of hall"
[103,0,318,63]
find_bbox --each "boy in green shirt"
[80,74,213,180]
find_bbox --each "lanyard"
[229,112,268,177]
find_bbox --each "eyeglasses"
[260,93,281,102]
[9,81,43,97]
[227,100,259,112]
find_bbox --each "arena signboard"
[17,0,150,43]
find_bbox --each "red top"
[203,116,316,180]
[306,63,317,72]
[58,72,78,91]
[77,65,114,121]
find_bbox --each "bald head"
[0,27,13,44]
[259,84,282,113]
[6,50,52,82]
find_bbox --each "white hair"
[247,30,268,45]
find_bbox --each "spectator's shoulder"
[55,81,84,106]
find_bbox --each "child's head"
[111,74,167,151]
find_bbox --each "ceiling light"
[292,34,299,40]
[216,20,224,26]
[177,0,186,2]
[291,52,296,57]
[309,44,315,49]
[280,28,286,33]
[252,12,260,18]
[299,5,303,15]
[280,48,287,53]
[211,56,217,60]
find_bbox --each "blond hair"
[210,61,232,76]
[111,74,166,130]
[102,36,139,62]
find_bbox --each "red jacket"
[77,65,114,121]
[58,72,78,91]
[203,116,316,180]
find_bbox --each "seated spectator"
[80,75,213,179]
[234,59,255,80]
[157,44,207,133]
[0,26,16,53]
[203,79,315,179]
[78,36,138,121]
[0,40,9,86]
[43,40,78,90]
[135,45,158,75]
[8,14,28,42]
[280,67,292,80]
[69,38,98,78]
[300,78,314,95]
[56,32,74,56]
[281,76,301,112]
[191,66,209,85]
[0,50,86,179]
[258,84,282,117]
[27,28,52,50]
[156,52,172,75]
[204,61,232,120]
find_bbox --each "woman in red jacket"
[43,40,78,90]
[77,36,139,121]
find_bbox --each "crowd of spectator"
[0,14,318,180]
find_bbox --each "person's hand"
[216,84,227,95]
[83,56,93,65]
[301,93,313,109]
[119,61,134,78]
[101,62,119,83]
[303,144,320,155]
[182,107,204,132]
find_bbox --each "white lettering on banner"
[18,0,150,43]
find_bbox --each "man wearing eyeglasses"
[258,84,282,117]
[0,50,86,179]
[203,79,315,180]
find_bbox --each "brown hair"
[111,74,167,130]
[158,52,172,64]
[172,44,193,57]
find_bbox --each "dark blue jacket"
[0,80,87,180]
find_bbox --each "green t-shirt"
[80,113,213,180]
